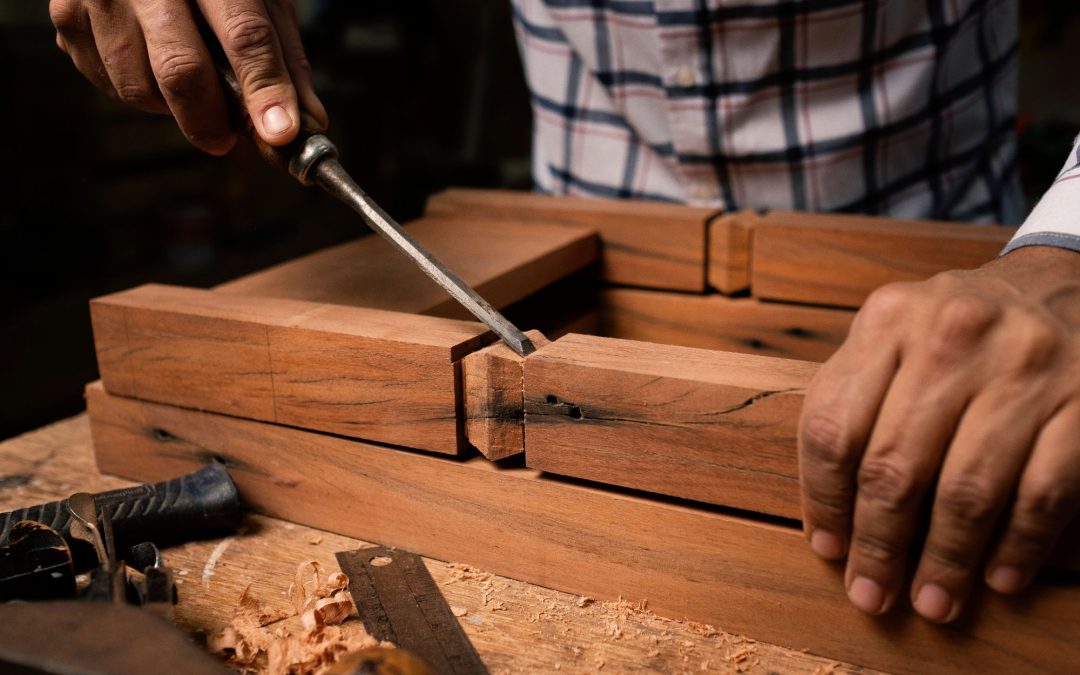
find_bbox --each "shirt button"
[692,183,718,201]
[675,65,697,87]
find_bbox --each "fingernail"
[848,576,886,614]
[914,583,956,623]
[987,566,1025,594]
[810,529,845,559]
[262,105,293,136]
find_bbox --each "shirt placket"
[655,0,724,206]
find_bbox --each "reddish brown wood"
[90,284,491,454]
[462,330,550,460]
[87,384,1080,675]
[524,334,816,519]
[599,288,854,362]
[425,188,716,292]
[752,211,1014,307]
[215,214,599,319]
[708,210,756,294]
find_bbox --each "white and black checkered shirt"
[511,0,1025,225]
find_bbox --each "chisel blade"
[312,159,536,357]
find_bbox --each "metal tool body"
[336,547,488,675]
[213,60,536,356]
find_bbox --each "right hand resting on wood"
[48,0,328,154]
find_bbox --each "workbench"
[0,414,869,674]
[12,190,1078,673]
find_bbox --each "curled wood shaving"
[209,560,387,674]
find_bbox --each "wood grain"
[0,414,878,675]
[215,215,599,320]
[90,284,492,454]
[752,211,1015,307]
[707,210,756,295]
[425,188,717,292]
[86,385,1080,675]
[599,288,854,362]
[524,334,815,519]
[462,330,550,460]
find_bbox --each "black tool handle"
[0,464,242,569]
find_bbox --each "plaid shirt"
[511,0,1024,225]
[1005,135,1080,254]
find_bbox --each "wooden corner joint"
[460,330,550,461]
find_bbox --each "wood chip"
[209,559,382,674]
[451,606,469,617]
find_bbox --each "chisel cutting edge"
[214,61,536,357]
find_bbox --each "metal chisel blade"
[313,160,536,357]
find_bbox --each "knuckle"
[857,457,922,514]
[851,529,906,565]
[921,539,977,571]
[1003,320,1061,374]
[153,46,207,100]
[859,283,915,327]
[1016,479,1079,524]
[936,476,1001,528]
[49,0,81,33]
[223,9,277,58]
[800,413,855,470]
[928,294,999,355]
[114,81,154,107]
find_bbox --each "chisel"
[210,48,536,357]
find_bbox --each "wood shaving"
[369,556,393,567]
[209,560,387,674]
[306,535,323,546]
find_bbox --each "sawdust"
[208,559,392,674]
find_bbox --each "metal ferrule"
[290,134,339,186]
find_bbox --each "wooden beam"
[524,334,815,519]
[215,215,599,320]
[90,284,491,454]
[751,211,1014,308]
[425,188,716,292]
[462,330,550,460]
[707,210,756,294]
[86,384,1080,675]
[599,288,854,362]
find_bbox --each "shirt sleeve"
[1002,134,1080,255]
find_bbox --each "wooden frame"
[85,190,1077,673]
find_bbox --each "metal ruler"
[336,547,488,675]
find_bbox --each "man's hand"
[49,0,328,154]
[798,245,1080,623]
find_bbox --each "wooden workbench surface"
[0,414,876,675]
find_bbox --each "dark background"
[0,1,1077,441]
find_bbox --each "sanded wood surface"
[425,188,717,292]
[462,330,550,460]
[524,334,814,519]
[0,414,880,675]
[707,211,756,295]
[600,288,854,362]
[86,386,1080,675]
[215,215,599,320]
[752,211,1015,307]
[91,284,492,455]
